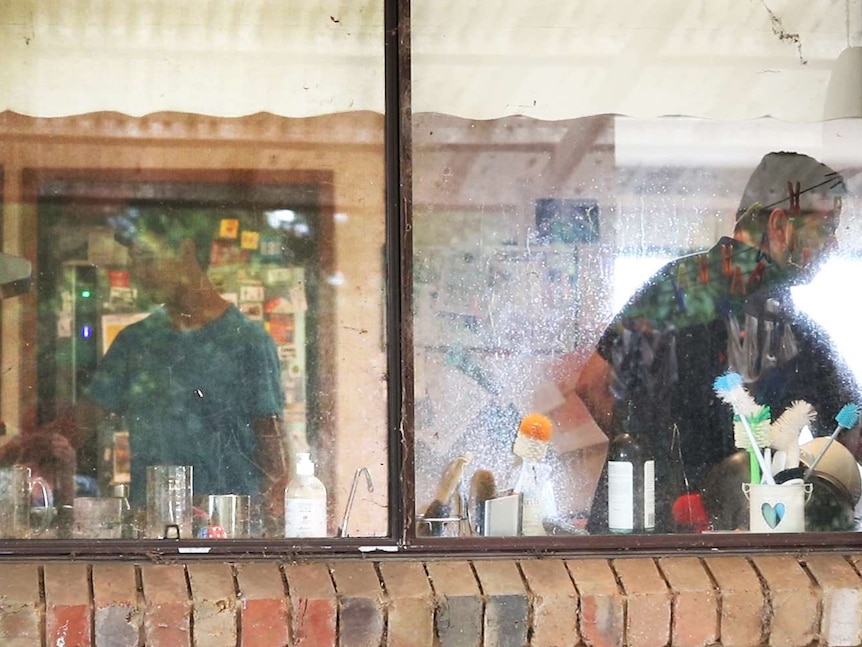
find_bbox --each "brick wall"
[1,553,861,647]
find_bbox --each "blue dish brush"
[713,371,775,485]
[803,403,861,482]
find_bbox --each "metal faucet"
[338,466,374,537]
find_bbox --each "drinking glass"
[0,466,50,538]
[146,465,193,539]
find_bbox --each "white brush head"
[713,372,760,417]
[770,400,816,452]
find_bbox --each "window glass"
[411,1,862,541]
[412,113,862,537]
[0,2,387,541]
[4,0,862,548]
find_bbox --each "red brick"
[804,554,862,647]
[378,561,434,647]
[92,563,140,647]
[0,563,42,647]
[519,559,579,647]
[657,557,717,647]
[141,564,191,647]
[19,554,862,647]
[703,556,765,647]
[235,562,289,647]
[284,562,337,647]
[566,559,623,647]
[612,558,670,647]
[187,563,237,647]
[473,560,528,647]
[751,555,818,647]
[425,560,482,647]
[44,562,91,647]
[329,561,385,647]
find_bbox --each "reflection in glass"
[413,114,862,537]
[0,112,388,539]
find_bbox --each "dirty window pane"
[0,4,387,540]
[413,114,862,537]
[411,1,862,541]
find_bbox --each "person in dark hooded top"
[575,151,860,533]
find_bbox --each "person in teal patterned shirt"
[78,212,288,534]
[576,152,860,532]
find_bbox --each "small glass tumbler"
[206,494,251,538]
[73,497,123,539]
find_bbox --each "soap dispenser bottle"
[284,453,328,537]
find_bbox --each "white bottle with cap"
[284,452,327,537]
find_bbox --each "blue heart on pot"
[761,502,786,529]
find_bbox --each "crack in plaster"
[761,1,807,65]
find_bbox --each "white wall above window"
[0,1,860,121]
[413,1,862,121]
[0,0,385,118]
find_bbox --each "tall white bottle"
[284,453,327,537]
[607,402,655,534]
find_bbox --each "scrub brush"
[713,371,774,485]
[423,453,472,535]
[770,400,816,472]
[512,413,554,462]
[804,403,861,481]
[468,469,497,535]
